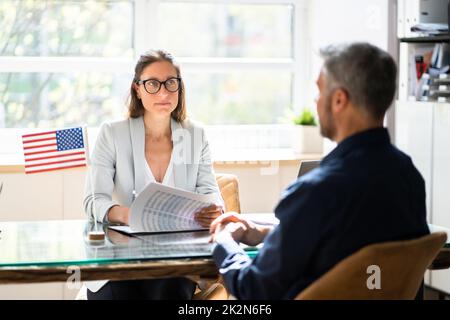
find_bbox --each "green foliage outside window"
[293,108,317,126]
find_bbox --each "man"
[209,42,430,300]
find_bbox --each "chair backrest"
[193,283,228,300]
[296,232,447,300]
[215,173,241,213]
[297,160,321,178]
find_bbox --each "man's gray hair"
[320,42,397,120]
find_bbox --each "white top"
[144,152,175,187]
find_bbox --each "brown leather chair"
[215,173,241,213]
[193,173,241,300]
[296,232,447,300]
[193,282,229,300]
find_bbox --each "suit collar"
[171,118,188,190]
[129,117,145,194]
[322,127,390,165]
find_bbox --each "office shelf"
[400,35,450,43]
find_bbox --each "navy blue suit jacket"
[213,128,429,299]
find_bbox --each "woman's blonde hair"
[127,50,186,122]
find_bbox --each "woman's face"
[134,60,179,118]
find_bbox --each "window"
[1,72,130,128]
[0,0,308,161]
[1,0,306,128]
[0,1,133,57]
[184,71,292,125]
[0,0,134,128]
[158,1,296,125]
[158,3,292,58]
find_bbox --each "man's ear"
[330,88,349,114]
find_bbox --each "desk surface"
[0,220,218,267]
[0,219,448,284]
[0,219,225,284]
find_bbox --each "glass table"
[0,219,447,284]
[0,220,225,284]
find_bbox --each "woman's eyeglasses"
[135,77,181,94]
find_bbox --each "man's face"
[315,70,336,140]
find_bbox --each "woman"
[83,50,223,299]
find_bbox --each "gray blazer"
[83,116,223,222]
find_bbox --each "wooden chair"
[193,173,241,300]
[215,173,241,213]
[296,232,447,300]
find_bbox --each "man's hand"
[212,221,248,244]
[209,212,271,246]
[194,204,223,228]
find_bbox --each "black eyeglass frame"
[135,77,182,94]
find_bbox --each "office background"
[0,0,448,300]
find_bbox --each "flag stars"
[56,127,85,151]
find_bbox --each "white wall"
[306,0,398,147]
[308,0,396,97]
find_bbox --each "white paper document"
[111,183,217,235]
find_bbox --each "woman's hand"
[194,204,223,228]
[107,205,131,225]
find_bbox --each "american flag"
[22,127,87,174]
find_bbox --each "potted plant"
[292,108,323,154]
